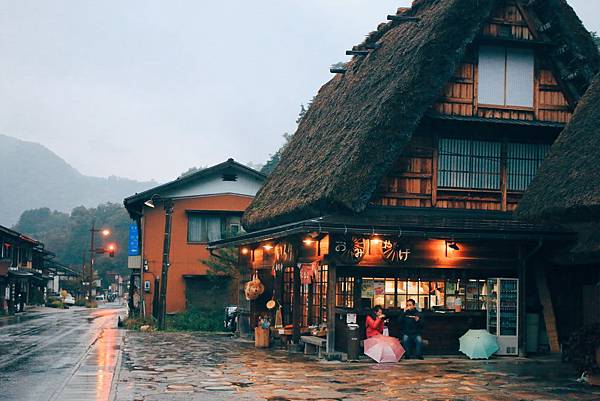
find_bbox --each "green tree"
[178,166,207,178]
[202,247,242,279]
[260,132,293,176]
[592,32,600,49]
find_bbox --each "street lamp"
[88,222,114,300]
[143,194,173,330]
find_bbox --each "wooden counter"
[335,309,486,355]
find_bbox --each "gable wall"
[433,0,574,124]
[162,172,264,199]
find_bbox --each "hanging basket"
[244,272,265,301]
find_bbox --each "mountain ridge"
[0,134,157,226]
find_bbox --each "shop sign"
[381,240,411,264]
[128,224,140,256]
[332,236,366,264]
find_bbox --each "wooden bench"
[300,336,326,358]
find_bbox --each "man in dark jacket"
[401,299,424,359]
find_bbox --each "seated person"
[365,305,385,338]
[401,299,424,359]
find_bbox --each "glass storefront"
[338,276,489,312]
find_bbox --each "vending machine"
[487,278,519,356]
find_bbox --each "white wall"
[162,171,263,199]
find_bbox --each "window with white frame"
[187,214,242,243]
[478,45,534,108]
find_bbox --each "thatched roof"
[244,0,600,231]
[517,73,600,222]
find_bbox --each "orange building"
[124,159,265,318]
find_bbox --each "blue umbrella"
[459,329,499,360]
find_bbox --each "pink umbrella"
[364,335,405,363]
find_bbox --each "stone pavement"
[113,332,600,401]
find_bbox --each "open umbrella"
[459,329,499,360]
[364,335,405,363]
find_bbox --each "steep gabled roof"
[124,159,265,218]
[243,0,600,231]
[517,73,600,222]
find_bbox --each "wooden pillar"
[500,137,508,212]
[536,265,561,353]
[432,134,439,207]
[518,261,527,357]
[292,262,301,344]
[326,262,337,355]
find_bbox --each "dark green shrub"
[46,299,65,309]
[123,316,155,330]
[166,308,223,332]
[565,324,600,374]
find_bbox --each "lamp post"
[88,222,113,300]
[144,195,173,330]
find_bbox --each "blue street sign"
[128,224,140,256]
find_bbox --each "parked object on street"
[459,329,499,360]
[224,306,238,332]
[63,294,75,305]
[95,294,105,302]
[364,335,405,363]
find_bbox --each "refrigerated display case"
[487,278,519,356]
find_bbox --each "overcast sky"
[0,1,598,182]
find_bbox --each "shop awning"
[209,207,574,249]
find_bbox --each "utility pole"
[157,199,174,330]
[89,221,96,300]
[81,250,87,299]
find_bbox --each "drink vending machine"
[487,278,519,356]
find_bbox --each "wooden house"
[210,0,599,356]
[518,72,600,341]
[124,159,265,319]
[0,225,60,314]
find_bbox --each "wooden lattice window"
[507,143,551,191]
[336,276,355,309]
[438,138,502,190]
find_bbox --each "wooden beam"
[346,50,369,56]
[518,259,527,357]
[292,262,301,344]
[432,134,439,207]
[536,266,561,353]
[387,15,420,23]
[500,138,508,212]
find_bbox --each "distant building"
[0,225,73,314]
[124,159,265,319]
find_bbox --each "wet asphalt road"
[0,303,124,401]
